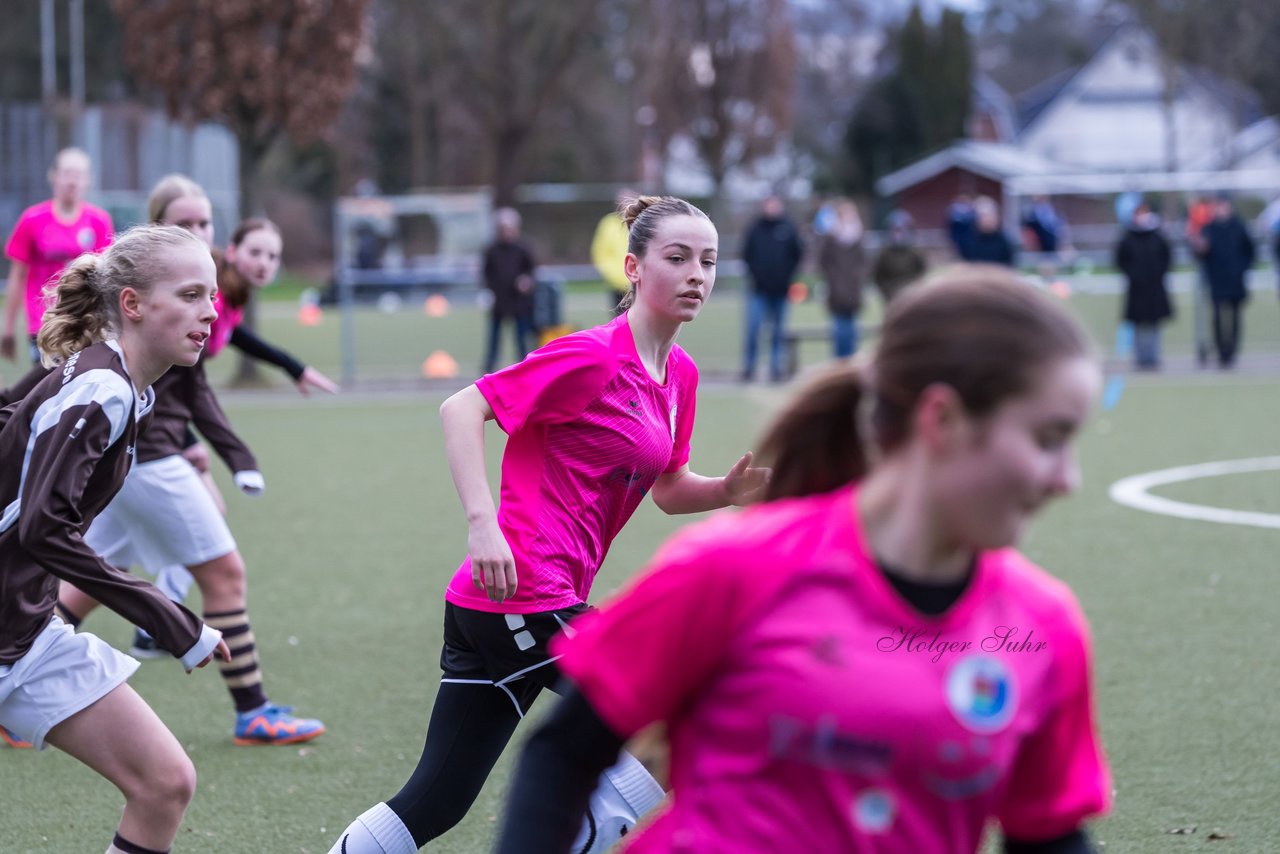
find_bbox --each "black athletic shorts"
[440,601,591,716]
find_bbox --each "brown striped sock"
[54,602,82,628]
[203,608,268,713]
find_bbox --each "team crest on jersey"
[944,655,1016,734]
[669,403,677,439]
[851,788,895,833]
[78,226,96,249]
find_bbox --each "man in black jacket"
[1198,195,1256,368]
[741,195,803,382]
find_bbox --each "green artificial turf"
[3,271,1279,851]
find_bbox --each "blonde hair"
[148,174,208,224]
[37,225,208,367]
[52,147,91,172]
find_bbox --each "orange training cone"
[298,304,323,326]
[787,281,809,303]
[424,294,449,318]
[422,350,458,379]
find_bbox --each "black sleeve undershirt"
[228,325,306,380]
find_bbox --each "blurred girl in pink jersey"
[3,148,114,364]
[328,196,769,854]
[495,267,1112,853]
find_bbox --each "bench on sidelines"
[782,323,880,378]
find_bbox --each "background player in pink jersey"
[495,268,1112,853]
[3,147,114,364]
[327,196,769,854]
[148,175,338,397]
[0,225,230,853]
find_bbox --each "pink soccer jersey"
[445,313,698,614]
[205,292,244,358]
[556,485,1111,853]
[5,200,114,333]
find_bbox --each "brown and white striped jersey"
[0,341,205,665]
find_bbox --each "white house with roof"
[876,22,1280,243]
[1014,26,1253,172]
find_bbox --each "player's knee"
[194,552,246,599]
[127,752,196,815]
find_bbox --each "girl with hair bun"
[496,267,1112,854]
[328,196,769,854]
[0,225,230,852]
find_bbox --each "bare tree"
[639,0,798,211]
[114,0,370,382]
[377,0,604,206]
[790,0,873,192]
[1119,0,1280,167]
[114,0,372,220]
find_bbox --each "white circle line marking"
[1109,456,1280,530]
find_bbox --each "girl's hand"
[468,515,519,603]
[194,638,232,670]
[722,451,771,507]
[296,366,339,396]
[182,441,212,474]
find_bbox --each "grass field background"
[3,272,1280,851]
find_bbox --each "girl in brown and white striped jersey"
[0,225,230,854]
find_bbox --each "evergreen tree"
[841,4,973,196]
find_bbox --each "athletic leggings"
[387,602,585,846]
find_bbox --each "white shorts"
[0,617,139,749]
[86,455,236,574]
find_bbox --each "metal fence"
[0,101,238,253]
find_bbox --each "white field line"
[1109,457,1280,530]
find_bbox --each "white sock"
[155,564,196,603]
[327,803,418,854]
[572,751,666,854]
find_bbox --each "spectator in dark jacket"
[1115,202,1173,369]
[1023,195,1063,254]
[481,207,537,374]
[741,195,803,381]
[968,196,1017,267]
[872,210,928,306]
[816,199,866,358]
[946,194,976,260]
[1198,196,1256,368]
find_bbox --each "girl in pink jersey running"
[495,268,1112,854]
[328,196,769,854]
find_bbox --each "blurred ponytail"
[757,362,871,502]
[37,254,111,367]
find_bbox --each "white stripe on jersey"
[0,369,135,535]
